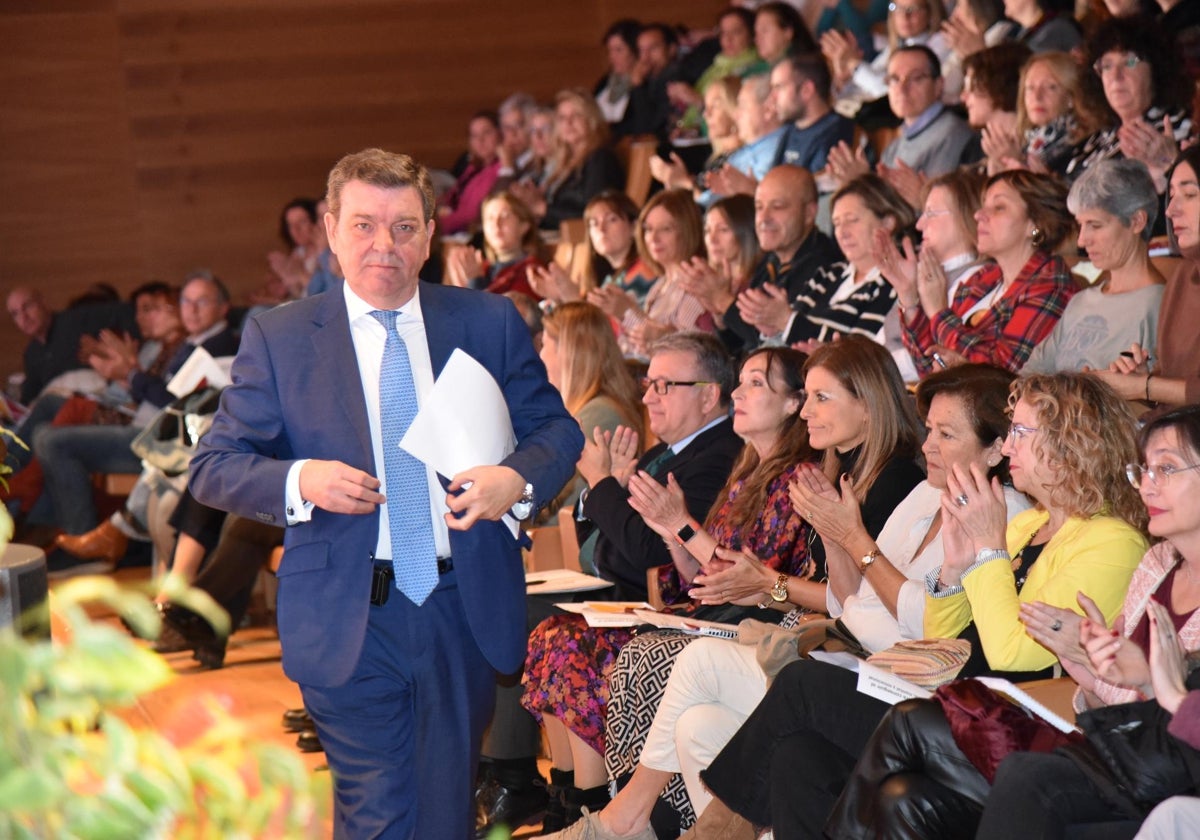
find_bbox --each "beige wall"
[0,0,721,373]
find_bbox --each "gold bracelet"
[1145,374,1153,403]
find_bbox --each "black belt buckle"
[370,565,393,606]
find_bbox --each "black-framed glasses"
[1125,462,1200,488]
[640,377,714,396]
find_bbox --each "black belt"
[370,558,453,606]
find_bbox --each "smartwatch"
[675,522,697,544]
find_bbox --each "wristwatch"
[859,548,881,573]
[769,573,789,603]
[675,522,697,545]
[511,482,535,520]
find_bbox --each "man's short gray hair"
[650,332,736,405]
[744,71,771,103]
[499,92,538,122]
[1067,158,1159,241]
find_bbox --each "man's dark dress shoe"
[281,708,315,732]
[474,778,549,838]
[296,729,324,753]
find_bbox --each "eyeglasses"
[1125,462,1200,488]
[1006,423,1040,442]
[1093,54,1144,77]
[884,71,933,87]
[640,377,714,396]
[920,208,952,220]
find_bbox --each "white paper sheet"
[525,569,614,595]
[400,348,519,536]
[167,347,233,397]
[554,602,654,627]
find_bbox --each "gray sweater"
[1021,282,1163,374]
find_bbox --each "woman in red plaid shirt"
[895,170,1077,376]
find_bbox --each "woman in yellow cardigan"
[666,372,1149,840]
[922,372,1149,678]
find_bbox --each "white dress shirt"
[285,283,452,559]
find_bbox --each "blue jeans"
[33,423,141,534]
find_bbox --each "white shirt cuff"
[285,459,315,525]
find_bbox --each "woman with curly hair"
[679,372,1148,839]
[829,396,1200,840]
[898,169,1077,376]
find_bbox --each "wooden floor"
[59,566,547,838]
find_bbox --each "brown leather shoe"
[54,520,128,565]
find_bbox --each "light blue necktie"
[370,309,439,605]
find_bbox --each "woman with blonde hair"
[649,76,744,202]
[588,189,711,359]
[983,51,1096,176]
[517,88,625,230]
[683,372,1147,840]
[537,301,645,517]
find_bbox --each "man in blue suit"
[190,148,583,839]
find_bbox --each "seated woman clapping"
[522,347,823,834]
[876,168,988,381]
[528,191,654,308]
[1095,148,1200,408]
[682,372,1148,839]
[828,404,1200,840]
[443,190,545,298]
[1023,158,1164,374]
[676,195,759,332]
[588,190,713,360]
[568,362,1020,839]
[899,169,1076,375]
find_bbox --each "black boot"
[564,783,610,829]
[157,602,228,669]
[538,768,573,833]
[474,758,549,838]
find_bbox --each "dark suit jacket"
[579,418,743,601]
[189,282,582,687]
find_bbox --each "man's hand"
[706,164,757,197]
[578,425,614,488]
[877,160,926,211]
[299,459,385,514]
[737,284,791,336]
[826,140,871,189]
[445,465,526,531]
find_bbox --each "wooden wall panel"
[0,0,720,376]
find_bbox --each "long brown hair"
[705,347,814,534]
[542,301,645,438]
[804,336,922,497]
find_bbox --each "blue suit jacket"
[189,281,583,687]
